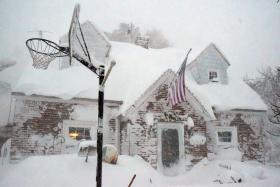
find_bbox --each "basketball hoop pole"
[25,4,116,186]
[96,65,104,187]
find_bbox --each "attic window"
[209,71,218,82]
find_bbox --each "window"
[216,127,237,146]
[209,71,218,82]
[217,131,232,143]
[63,120,96,144]
[69,127,91,140]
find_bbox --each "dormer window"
[209,71,218,82]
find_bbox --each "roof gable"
[125,69,214,121]
[187,43,230,69]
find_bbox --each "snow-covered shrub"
[189,134,206,146]
[184,117,194,129]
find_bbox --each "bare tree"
[245,66,280,129]
[145,29,170,49]
[106,23,171,49]
[270,68,280,123]
[107,23,140,43]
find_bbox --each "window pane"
[69,127,77,140]
[84,128,91,140]
[76,128,84,140]
[209,71,218,80]
[218,131,232,142]
[68,126,92,141]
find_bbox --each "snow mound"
[216,147,242,161]
[216,169,243,184]
[217,160,265,181]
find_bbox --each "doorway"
[157,122,184,176]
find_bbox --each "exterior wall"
[123,82,207,170]
[188,44,229,85]
[9,93,121,161]
[206,110,265,162]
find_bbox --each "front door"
[158,123,184,176]
[162,129,179,168]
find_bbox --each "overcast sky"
[0,0,279,78]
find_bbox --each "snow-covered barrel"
[102,144,118,164]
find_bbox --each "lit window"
[69,127,91,141]
[209,71,218,81]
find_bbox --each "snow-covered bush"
[189,134,206,146]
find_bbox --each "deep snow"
[0,154,280,187]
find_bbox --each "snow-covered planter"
[189,134,206,146]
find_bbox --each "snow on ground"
[0,154,280,187]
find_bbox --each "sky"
[0,0,279,79]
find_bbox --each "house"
[7,40,183,162]
[119,43,267,175]
[5,21,267,175]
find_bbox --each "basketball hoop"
[26,38,68,69]
[25,5,116,186]
[25,4,91,70]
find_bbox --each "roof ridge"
[186,43,230,69]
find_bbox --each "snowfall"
[0,22,278,187]
[0,154,280,187]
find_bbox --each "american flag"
[168,49,192,106]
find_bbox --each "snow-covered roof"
[13,42,186,113]
[185,70,267,117]
[13,42,267,115]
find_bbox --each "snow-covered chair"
[78,140,97,161]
